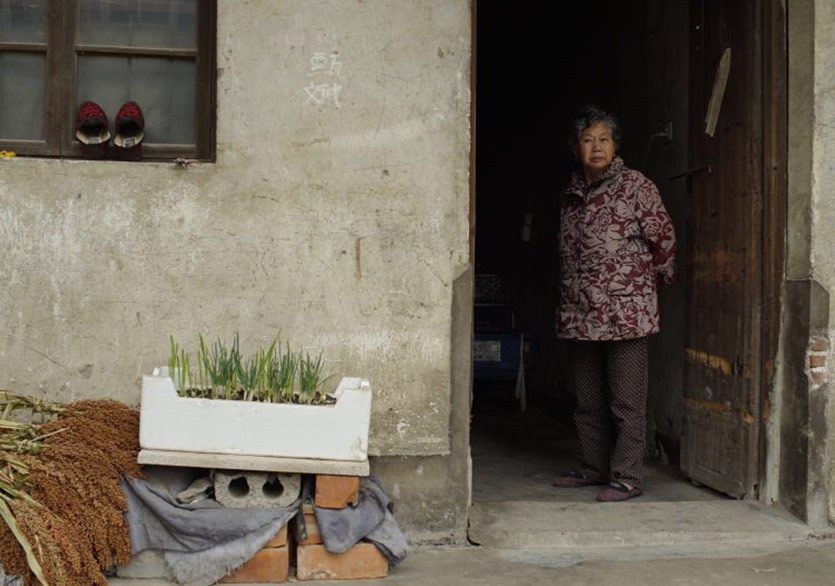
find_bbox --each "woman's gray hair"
[568,104,622,149]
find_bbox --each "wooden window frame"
[0,0,216,161]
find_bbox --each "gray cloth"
[175,476,214,504]
[0,564,22,586]
[122,469,407,585]
[122,468,297,586]
[314,475,408,564]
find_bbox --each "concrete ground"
[470,408,725,503]
[109,541,835,586]
[110,407,835,585]
[330,543,833,586]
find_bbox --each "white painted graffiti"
[304,51,343,108]
[304,82,342,107]
[308,51,343,77]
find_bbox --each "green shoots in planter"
[200,334,241,399]
[299,350,331,404]
[168,333,333,404]
[169,336,180,387]
[256,336,279,401]
[168,336,191,392]
[237,354,261,401]
[179,349,190,393]
[267,342,297,403]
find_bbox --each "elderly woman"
[553,105,676,502]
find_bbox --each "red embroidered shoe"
[596,481,643,502]
[113,101,145,161]
[75,101,111,159]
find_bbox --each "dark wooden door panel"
[682,0,763,498]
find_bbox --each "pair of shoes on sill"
[76,101,144,161]
[554,473,643,502]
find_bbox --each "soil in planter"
[179,387,338,405]
[0,399,143,586]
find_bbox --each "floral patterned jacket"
[557,156,676,341]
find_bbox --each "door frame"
[759,0,787,501]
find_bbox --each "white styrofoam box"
[139,370,371,462]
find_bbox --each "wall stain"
[355,236,363,280]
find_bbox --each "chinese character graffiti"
[304,51,343,108]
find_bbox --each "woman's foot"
[596,481,642,502]
[553,471,606,488]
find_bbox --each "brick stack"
[221,526,290,583]
[222,474,388,583]
[296,475,389,581]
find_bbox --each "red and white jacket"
[558,156,676,341]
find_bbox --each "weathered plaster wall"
[809,0,835,526]
[780,0,835,526]
[0,0,472,537]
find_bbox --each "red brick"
[297,543,388,581]
[809,355,827,369]
[263,524,288,548]
[811,371,827,385]
[221,548,289,583]
[293,512,323,546]
[811,338,830,352]
[315,475,360,509]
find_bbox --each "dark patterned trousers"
[570,337,648,489]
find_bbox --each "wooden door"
[681,0,775,498]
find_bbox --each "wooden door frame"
[759,0,787,498]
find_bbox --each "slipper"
[113,101,145,161]
[553,471,606,488]
[75,101,111,159]
[596,481,642,502]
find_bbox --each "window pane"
[79,0,197,49]
[0,0,46,43]
[0,52,45,140]
[77,56,195,144]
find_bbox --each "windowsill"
[0,142,214,163]
[0,154,214,166]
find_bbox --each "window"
[0,0,215,160]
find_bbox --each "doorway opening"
[471,0,783,515]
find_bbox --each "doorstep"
[468,499,826,550]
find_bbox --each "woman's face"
[577,123,616,181]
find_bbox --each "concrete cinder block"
[315,475,360,509]
[116,549,166,579]
[296,543,388,581]
[215,471,301,509]
[220,547,289,583]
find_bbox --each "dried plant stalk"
[0,395,142,586]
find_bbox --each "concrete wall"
[807,0,835,525]
[780,0,835,526]
[0,0,472,540]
